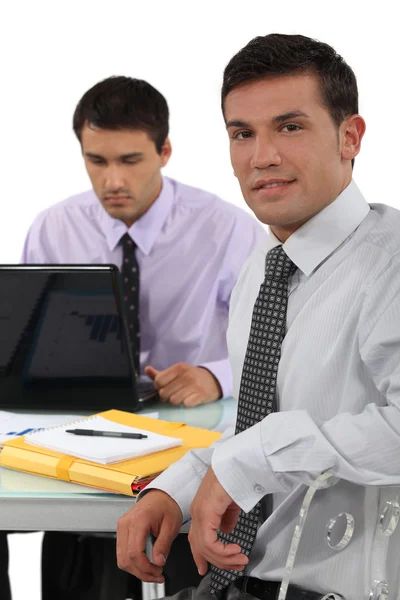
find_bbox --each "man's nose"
[250,136,282,170]
[104,165,126,191]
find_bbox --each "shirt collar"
[263,180,370,276]
[99,177,174,255]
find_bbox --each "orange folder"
[0,409,221,496]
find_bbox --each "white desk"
[0,397,236,531]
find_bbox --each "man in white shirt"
[116,33,400,600]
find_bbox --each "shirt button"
[254,484,265,494]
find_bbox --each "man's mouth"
[260,182,291,189]
[104,196,130,204]
[253,179,296,190]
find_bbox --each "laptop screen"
[0,265,139,411]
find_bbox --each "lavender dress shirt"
[21,176,266,397]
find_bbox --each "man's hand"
[145,363,222,407]
[116,490,182,582]
[188,467,248,575]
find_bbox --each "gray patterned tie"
[210,245,297,594]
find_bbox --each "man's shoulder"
[363,203,400,256]
[169,177,262,230]
[42,189,98,215]
[31,190,100,227]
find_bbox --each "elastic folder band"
[56,456,76,482]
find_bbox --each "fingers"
[191,547,208,576]
[208,543,248,572]
[152,520,176,567]
[158,380,188,404]
[146,364,197,405]
[144,366,159,380]
[188,526,248,573]
[117,491,182,583]
[153,364,183,388]
[169,386,201,406]
[145,365,182,401]
[219,506,241,534]
[116,510,129,570]
[182,392,203,407]
[192,547,245,575]
[116,522,164,582]
[145,364,214,406]
[191,539,248,572]
[129,540,164,582]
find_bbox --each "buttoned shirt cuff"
[211,421,288,513]
[138,448,213,523]
[198,358,233,398]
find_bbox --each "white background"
[1,0,398,597]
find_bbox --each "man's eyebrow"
[84,152,144,160]
[272,111,310,123]
[226,120,249,129]
[225,111,310,130]
[119,152,143,160]
[85,152,105,160]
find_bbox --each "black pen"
[65,429,148,439]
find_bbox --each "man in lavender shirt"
[14,77,265,599]
[22,77,265,408]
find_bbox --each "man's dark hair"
[222,33,358,135]
[73,76,169,154]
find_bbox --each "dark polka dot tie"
[210,245,297,595]
[120,233,141,376]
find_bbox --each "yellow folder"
[0,409,221,496]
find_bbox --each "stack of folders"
[0,409,221,496]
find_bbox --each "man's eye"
[281,124,301,132]
[232,131,252,140]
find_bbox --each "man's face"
[225,73,364,241]
[81,124,171,226]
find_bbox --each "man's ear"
[340,114,366,162]
[160,138,172,167]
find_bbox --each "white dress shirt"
[146,180,400,599]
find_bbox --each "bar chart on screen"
[26,292,130,378]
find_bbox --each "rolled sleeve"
[138,428,236,520]
[211,421,288,513]
[139,446,216,523]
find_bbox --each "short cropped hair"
[73,76,169,154]
[222,34,358,129]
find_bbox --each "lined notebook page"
[24,416,182,464]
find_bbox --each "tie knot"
[121,233,136,249]
[265,245,296,281]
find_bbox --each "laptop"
[0,265,158,412]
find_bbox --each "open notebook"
[24,415,182,464]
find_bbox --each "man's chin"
[102,206,136,224]
[250,205,300,228]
